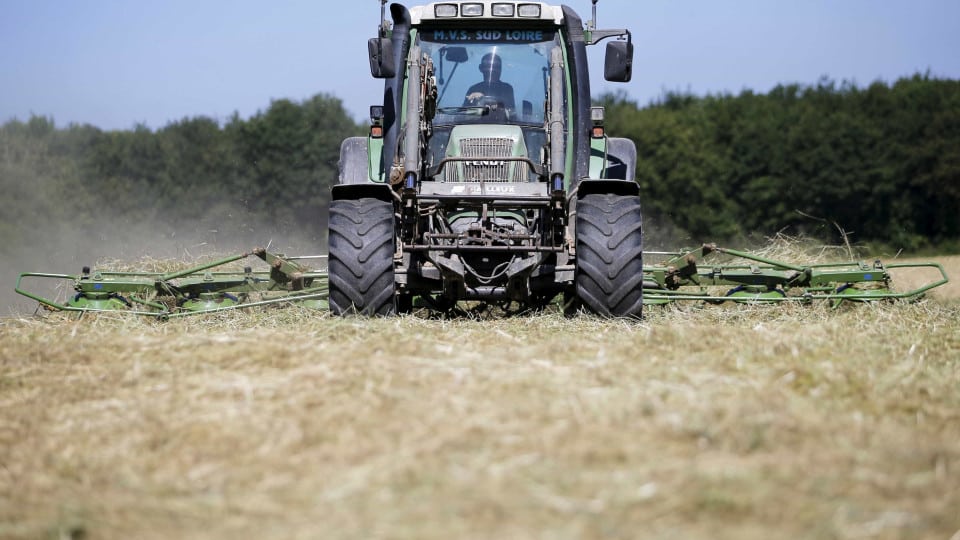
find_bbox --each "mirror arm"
[586,29,631,46]
[378,0,389,37]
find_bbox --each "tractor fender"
[331,183,393,203]
[604,137,637,181]
[575,179,640,198]
[338,137,370,185]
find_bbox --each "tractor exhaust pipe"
[402,46,423,189]
[548,46,565,192]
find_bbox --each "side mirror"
[443,46,468,63]
[368,37,396,79]
[604,40,633,83]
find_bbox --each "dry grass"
[2,307,958,539]
[1,252,958,539]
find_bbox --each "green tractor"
[329,0,643,317]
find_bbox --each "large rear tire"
[574,193,644,318]
[328,198,397,316]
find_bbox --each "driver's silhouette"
[463,53,516,111]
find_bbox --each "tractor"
[328,0,644,317]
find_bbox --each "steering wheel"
[466,94,511,120]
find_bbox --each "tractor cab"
[422,27,556,184]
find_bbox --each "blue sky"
[2,0,959,130]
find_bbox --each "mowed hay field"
[1,257,958,539]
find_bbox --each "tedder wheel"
[328,197,397,316]
[574,193,644,318]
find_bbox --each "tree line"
[1,74,958,262]
[603,73,960,250]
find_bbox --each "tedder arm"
[642,244,949,305]
[15,248,329,319]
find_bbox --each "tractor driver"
[463,53,516,112]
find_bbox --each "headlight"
[461,3,483,16]
[434,4,457,17]
[518,4,542,18]
[492,3,515,17]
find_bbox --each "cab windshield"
[417,28,561,126]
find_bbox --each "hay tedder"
[14,0,949,318]
[15,242,948,318]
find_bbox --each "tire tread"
[328,198,396,316]
[575,193,644,318]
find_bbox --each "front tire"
[328,198,396,316]
[574,193,644,318]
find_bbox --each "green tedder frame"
[15,248,329,319]
[15,244,948,318]
[642,244,948,306]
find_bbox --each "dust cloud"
[1,208,328,317]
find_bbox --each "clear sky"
[2,0,959,131]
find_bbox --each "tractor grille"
[447,137,526,183]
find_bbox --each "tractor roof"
[409,1,564,25]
